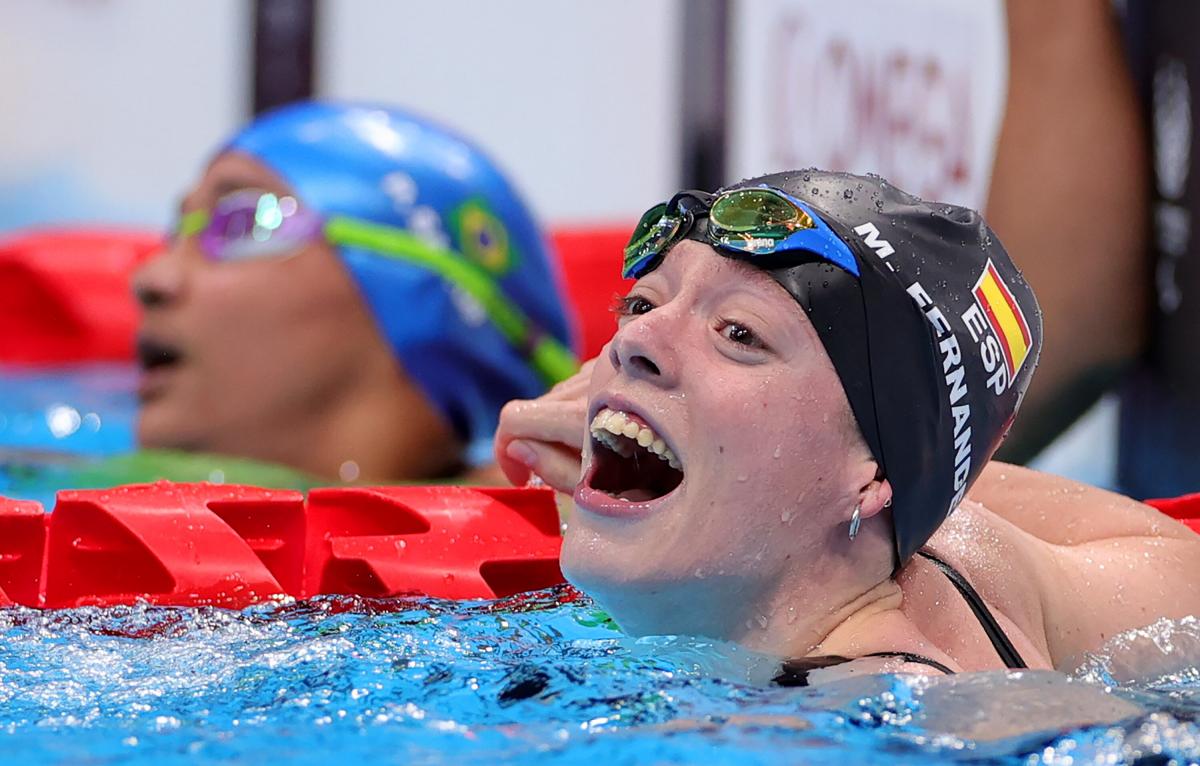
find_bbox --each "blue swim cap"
[224,101,577,462]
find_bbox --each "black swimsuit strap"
[916,549,1029,669]
[773,651,952,687]
[861,651,954,676]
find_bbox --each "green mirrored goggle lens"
[709,188,815,251]
[623,203,684,276]
[624,203,668,255]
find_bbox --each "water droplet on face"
[773,445,782,459]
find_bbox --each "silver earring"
[883,498,892,508]
[848,503,862,541]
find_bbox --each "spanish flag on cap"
[972,259,1032,378]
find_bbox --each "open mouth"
[136,337,183,372]
[585,408,684,503]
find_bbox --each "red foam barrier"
[0,226,629,367]
[0,497,47,607]
[1145,493,1200,535]
[0,482,564,609]
[43,483,305,609]
[305,486,564,600]
[551,227,633,360]
[0,228,159,363]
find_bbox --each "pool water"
[4,591,1200,765]
[3,365,1200,764]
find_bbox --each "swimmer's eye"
[614,294,656,317]
[717,318,768,350]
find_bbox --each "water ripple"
[2,590,1200,764]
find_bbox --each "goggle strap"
[178,209,211,238]
[531,337,580,385]
[324,216,577,386]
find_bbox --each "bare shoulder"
[966,463,1200,664]
[966,462,1195,545]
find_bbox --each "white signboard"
[729,0,1007,209]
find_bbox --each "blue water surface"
[0,364,137,457]
[3,591,1200,765]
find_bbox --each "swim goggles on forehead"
[174,189,576,385]
[622,185,860,280]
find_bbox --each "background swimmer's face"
[563,241,881,641]
[132,151,454,478]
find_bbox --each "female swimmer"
[133,102,575,482]
[496,169,1200,680]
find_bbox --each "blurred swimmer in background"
[132,102,576,483]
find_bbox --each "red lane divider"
[0,228,159,363]
[306,486,564,600]
[0,497,46,607]
[0,482,564,609]
[1146,493,1200,535]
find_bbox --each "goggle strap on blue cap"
[324,216,578,386]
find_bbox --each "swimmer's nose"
[609,316,679,386]
[132,239,186,309]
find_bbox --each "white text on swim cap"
[853,222,897,271]
[906,281,972,510]
[961,303,1010,395]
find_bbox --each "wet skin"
[133,151,462,482]
[496,241,1200,675]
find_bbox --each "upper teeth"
[589,408,681,470]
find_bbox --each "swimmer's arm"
[988,0,1147,462]
[968,462,1198,545]
[972,464,1200,664]
[1044,535,1200,664]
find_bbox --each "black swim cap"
[697,170,1042,568]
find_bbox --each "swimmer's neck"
[721,528,906,659]
[727,577,905,659]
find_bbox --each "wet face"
[563,241,879,639]
[133,152,423,470]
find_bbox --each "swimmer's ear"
[857,474,893,521]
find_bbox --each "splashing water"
[3,591,1200,765]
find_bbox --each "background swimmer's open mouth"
[137,337,183,373]
[586,408,684,503]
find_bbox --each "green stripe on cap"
[324,215,577,386]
